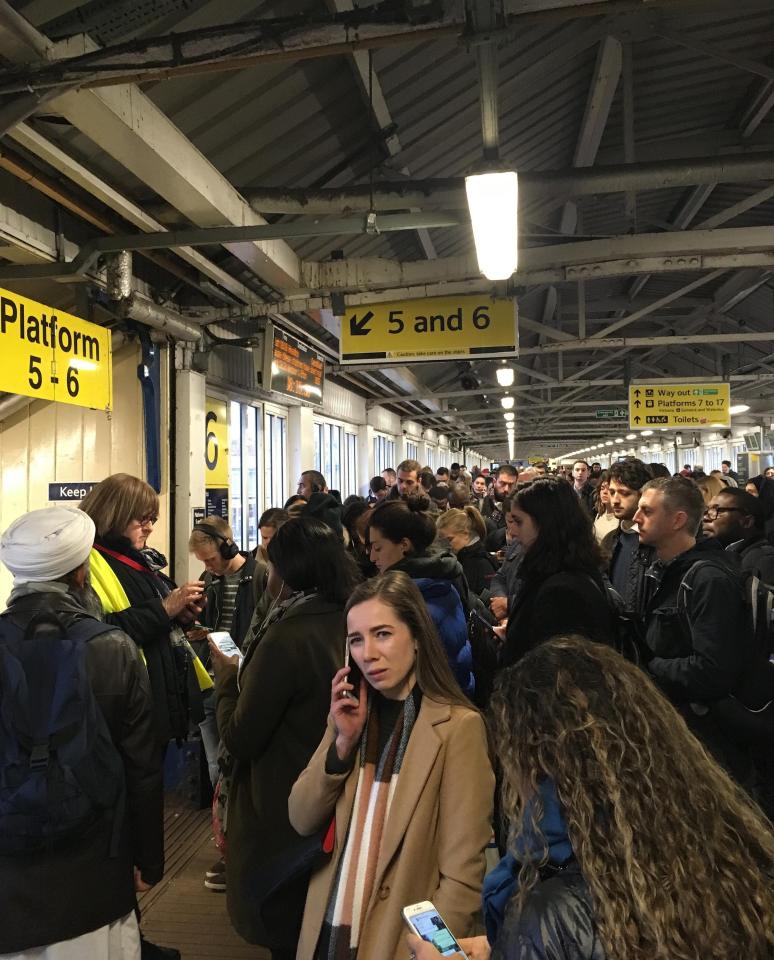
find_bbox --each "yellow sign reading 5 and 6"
[340,295,518,364]
[0,287,112,412]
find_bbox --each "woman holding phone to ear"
[288,570,494,960]
[208,517,361,960]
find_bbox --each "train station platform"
[139,800,268,960]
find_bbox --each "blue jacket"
[392,551,475,698]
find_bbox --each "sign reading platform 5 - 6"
[628,381,730,429]
[0,287,112,412]
[340,295,518,364]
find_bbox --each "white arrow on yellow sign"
[339,295,518,364]
[628,381,731,430]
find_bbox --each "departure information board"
[264,324,324,405]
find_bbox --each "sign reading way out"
[0,287,112,412]
[339,295,517,364]
[628,382,731,430]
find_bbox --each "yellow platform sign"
[628,382,730,430]
[205,396,229,489]
[340,295,517,364]
[0,287,112,412]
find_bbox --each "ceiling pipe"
[0,212,464,283]
[245,153,774,214]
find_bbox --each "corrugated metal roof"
[3,0,774,452]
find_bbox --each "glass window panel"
[229,401,243,548]
[331,425,341,492]
[314,422,323,473]
[244,405,258,551]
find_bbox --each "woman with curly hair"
[409,635,774,960]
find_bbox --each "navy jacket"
[391,551,475,698]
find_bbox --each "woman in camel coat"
[288,571,494,960]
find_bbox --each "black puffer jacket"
[0,586,163,953]
[493,862,604,960]
[642,536,751,778]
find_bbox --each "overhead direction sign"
[339,295,517,364]
[628,382,730,430]
[0,287,112,412]
[595,407,627,420]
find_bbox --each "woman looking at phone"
[409,636,774,960]
[208,517,361,960]
[288,571,494,960]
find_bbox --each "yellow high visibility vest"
[89,547,213,691]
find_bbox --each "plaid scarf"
[318,687,422,960]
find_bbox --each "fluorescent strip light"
[730,404,750,415]
[465,171,518,280]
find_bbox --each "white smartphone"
[209,630,243,662]
[341,638,362,699]
[402,901,468,958]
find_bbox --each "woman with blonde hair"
[696,473,727,506]
[81,473,205,748]
[410,636,774,960]
[289,571,494,960]
[436,506,498,597]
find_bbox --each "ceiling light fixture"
[730,404,751,415]
[503,412,515,421]
[641,430,654,437]
[465,170,519,280]
[501,395,514,410]
[495,365,514,387]
[626,433,636,440]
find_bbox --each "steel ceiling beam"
[246,151,774,215]
[0,6,302,295]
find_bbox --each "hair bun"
[405,493,431,513]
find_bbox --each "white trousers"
[0,911,140,960]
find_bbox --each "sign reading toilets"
[628,382,730,429]
[0,286,112,411]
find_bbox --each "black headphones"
[193,524,239,561]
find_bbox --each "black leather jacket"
[493,862,604,960]
[603,525,656,620]
[0,585,163,953]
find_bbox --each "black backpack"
[0,612,125,854]
[678,562,774,744]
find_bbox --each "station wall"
[0,343,170,605]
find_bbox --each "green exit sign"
[595,408,628,419]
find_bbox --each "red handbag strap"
[94,543,155,577]
[322,816,336,854]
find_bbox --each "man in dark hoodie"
[297,469,342,537]
[634,476,752,780]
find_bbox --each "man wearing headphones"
[189,517,256,652]
[189,517,258,892]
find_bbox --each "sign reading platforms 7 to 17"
[0,287,112,412]
[340,295,518,364]
[628,382,730,430]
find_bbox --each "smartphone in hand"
[342,637,363,698]
[402,901,468,959]
[209,630,243,663]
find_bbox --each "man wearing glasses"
[703,488,774,582]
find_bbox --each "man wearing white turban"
[0,507,164,960]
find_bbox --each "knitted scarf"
[318,687,421,960]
